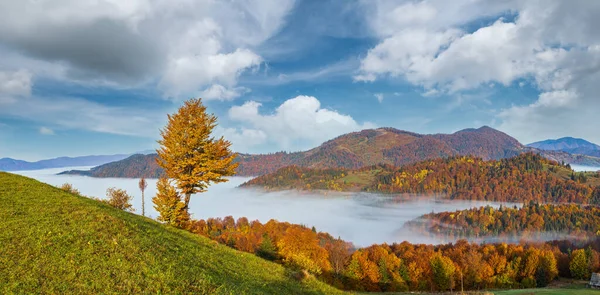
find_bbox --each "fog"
[571,164,600,172]
[16,167,514,247]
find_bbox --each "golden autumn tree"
[152,177,189,227]
[156,98,238,211]
[277,226,332,275]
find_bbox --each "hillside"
[406,203,600,240]
[0,153,131,171]
[528,137,600,158]
[242,153,600,204]
[0,172,343,294]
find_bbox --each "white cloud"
[39,127,55,135]
[198,84,250,101]
[160,49,262,98]
[374,93,383,103]
[0,0,295,96]
[358,0,600,144]
[0,69,32,97]
[225,95,375,152]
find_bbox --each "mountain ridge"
[527,137,600,158]
[0,154,133,171]
[59,126,600,178]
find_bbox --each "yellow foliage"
[156,98,238,209]
[153,177,189,227]
[277,227,332,275]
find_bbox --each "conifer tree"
[157,98,238,211]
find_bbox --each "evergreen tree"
[256,234,278,261]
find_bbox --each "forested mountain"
[59,154,163,178]
[407,202,600,240]
[528,137,600,158]
[0,154,131,171]
[242,153,600,204]
[58,126,600,178]
[237,126,525,175]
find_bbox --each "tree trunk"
[142,191,145,216]
[184,193,191,210]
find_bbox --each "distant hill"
[0,172,343,294]
[528,137,600,157]
[59,154,163,178]
[59,126,600,178]
[242,153,600,204]
[0,154,132,171]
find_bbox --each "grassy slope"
[0,172,344,294]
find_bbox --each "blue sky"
[0,0,599,161]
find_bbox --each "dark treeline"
[407,202,600,240]
[244,153,600,204]
[183,216,600,292]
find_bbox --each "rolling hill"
[0,172,343,294]
[528,137,600,158]
[241,153,600,204]
[59,126,600,178]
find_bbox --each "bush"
[59,183,81,196]
[105,187,134,212]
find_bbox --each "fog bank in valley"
[18,167,514,246]
[571,164,600,172]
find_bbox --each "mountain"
[59,126,600,178]
[0,172,341,294]
[0,154,132,171]
[528,137,600,157]
[237,126,525,175]
[59,154,163,178]
[61,126,525,177]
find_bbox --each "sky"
[0,0,599,161]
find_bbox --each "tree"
[277,226,332,275]
[156,98,238,211]
[430,252,456,292]
[105,187,134,211]
[570,249,590,280]
[536,250,558,287]
[256,233,278,261]
[152,177,189,227]
[138,177,148,216]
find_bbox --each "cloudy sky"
[1,0,599,161]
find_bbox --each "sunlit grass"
[0,172,344,294]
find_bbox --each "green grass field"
[358,282,599,295]
[0,172,344,294]
[492,283,598,295]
